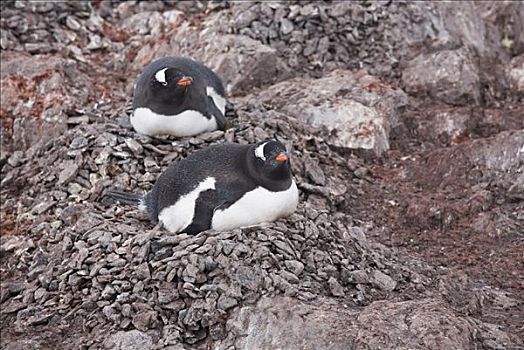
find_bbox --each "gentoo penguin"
[107,140,299,234]
[131,56,228,137]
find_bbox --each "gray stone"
[1,282,25,303]
[272,240,295,258]
[328,277,345,297]
[182,263,199,283]
[284,260,304,276]
[135,263,151,280]
[57,161,79,186]
[217,295,238,311]
[280,18,294,35]
[101,284,116,299]
[65,16,81,31]
[1,300,26,314]
[371,270,397,292]
[7,150,24,167]
[353,167,368,180]
[157,289,176,304]
[124,138,143,155]
[104,330,153,350]
[161,324,183,346]
[70,136,88,149]
[132,310,157,331]
[280,270,300,284]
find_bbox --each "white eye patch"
[154,68,168,85]
[254,142,268,161]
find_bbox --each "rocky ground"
[1,1,523,349]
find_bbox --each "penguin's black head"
[251,139,292,181]
[150,67,193,101]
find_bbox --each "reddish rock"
[0,51,93,152]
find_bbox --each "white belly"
[131,108,218,137]
[158,177,216,233]
[211,181,299,231]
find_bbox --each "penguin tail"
[106,190,144,208]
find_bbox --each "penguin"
[106,140,299,234]
[131,56,228,137]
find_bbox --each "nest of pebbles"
[1,99,413,347]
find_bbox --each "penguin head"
[251,139,291,181]
[150,67,193,101]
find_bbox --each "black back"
[144,141,293,233]
[132,56,226,117]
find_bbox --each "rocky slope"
[1,1,523,349]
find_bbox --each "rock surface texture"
[1,1,523,350]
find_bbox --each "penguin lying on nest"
[107,140,299,234]
[131,56,233,137]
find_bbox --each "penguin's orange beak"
[177,76,193,87]
[275,153,288,162]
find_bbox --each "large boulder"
[0,51,93,152]
[254,69,408,156]
[401,48,481,106]
[217,296,356,350]
[216,296,517,350]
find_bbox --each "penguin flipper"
[183,187,246,235]
[207,96,227,131]
[183,189,216,235]
[210,186,252,215]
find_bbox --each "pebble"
[328,277,345,297]
[217,295,238,311]
[284,260,305,276]
[65,16,82,31]
[280,18,294,35]
[57,162,79,185]
[371,270,397,292]
[124,138,143,155]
